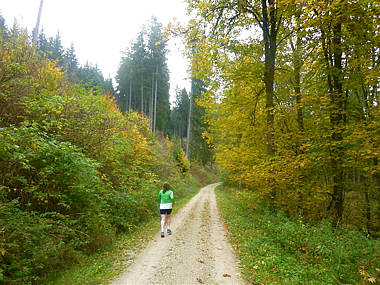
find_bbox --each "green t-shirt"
[158,190,174,204]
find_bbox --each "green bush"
[173,146,190,173]
[216,185,380,284]
[0,200,80,284]
[106,183,157,233]
[0,126,107,216]
[0,126,115,283]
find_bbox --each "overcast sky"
[1,0,191,105]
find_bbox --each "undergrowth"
[215,184,380,285]
[47,177,203,285]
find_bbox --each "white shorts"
[160,203,172,210]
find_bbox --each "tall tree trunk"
[32,0,44,46]
[291,34,304,214]
[125,93,128,114]
[153,65,158,133]
[129,79,132,111]
[374,158,380,232]
[262,0,278,156]
[323,18,345,225]
[186,74,194,160]
[370,48,379,232]
[364,176,371,234]
[330,22,344,225]
[150,70,154,130]
[356,87,374,234]
[293,39,304,133]
[261,0,279,206]
[140,75,144,114]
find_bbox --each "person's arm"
[170,191,174,204]
[158,191,161,203]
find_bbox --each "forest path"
[112,183,243,285]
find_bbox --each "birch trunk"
[186,75,194,160]
[32,0,44,46]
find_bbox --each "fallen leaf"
[300,247,307,253]
[368,277,376,284]
[223,273,231,278]
[196,277,204,283]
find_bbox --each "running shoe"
[161,232,164,238]
[167,229,172,235]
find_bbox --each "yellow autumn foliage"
[191,1,380,228]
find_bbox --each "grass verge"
[215,184,380,285]
[47,179,202,285]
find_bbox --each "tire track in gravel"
[112,183,243,285]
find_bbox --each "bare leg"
[167,214,171,230]
[160,214,165,233]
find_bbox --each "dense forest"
[182,0,379,232]
[116,17,171,132]
[1,0,379,283]
[0,15,215,283]
[178,1,379,282]
[115,16,213,164]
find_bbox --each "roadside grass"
[47,178,202,285]
[215,184,380,285]
[46,219,158,285]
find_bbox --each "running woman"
[158,182,174,238]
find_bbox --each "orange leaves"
[103,91,121,113]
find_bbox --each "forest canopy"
[184,0,379,232]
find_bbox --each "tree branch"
[242,5,264,30]
[277,26,302,48]
[276,12,283,34]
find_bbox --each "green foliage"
[216,185,380,284]
[0,125,113,284]
[187,0,380,230]
[173,146,191,173]
[37,30,114,93]
[168,88,189,138]
[150,135,179,178]
[0,25,208,284]
[189,160,219,186]
[0,126,104,214]
[167,84,214,165]
[77,63,113,93]
[106,183,156,233]
[0,201,79,284]
[116,17,170,131]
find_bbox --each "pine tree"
[116,18,170,132]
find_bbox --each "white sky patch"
[1,0,191,106]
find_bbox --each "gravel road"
[112,183,243,285]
